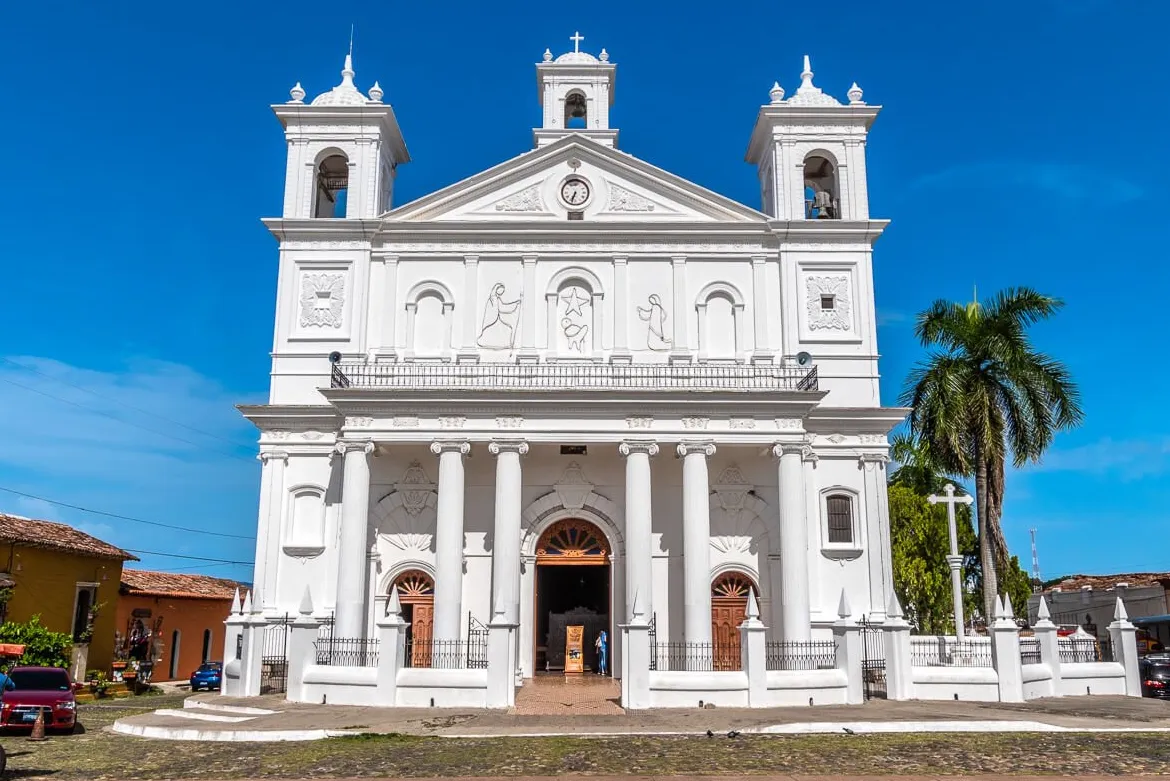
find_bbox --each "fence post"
[286,587,320,703]
[238,590,266,697]
[1107,597,1141,697]
[991,595,1024,703]
[1033,595,1062,696]
[375,587,407,705]
[831,589,864,705]
[620,593,652,710]
[221,588,246,696]
[738,588,768,707]
[883,592,914,701]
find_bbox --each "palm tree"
[900,288,1083,621]
[889,431,953,495]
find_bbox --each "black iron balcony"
[330,361,817,392]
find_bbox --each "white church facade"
[239,36,905,696]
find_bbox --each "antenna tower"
[1030,528,1042,593]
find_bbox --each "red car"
[0,666,80,732]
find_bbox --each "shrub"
[0,615,73,668]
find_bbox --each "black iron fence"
[261,615,293,694]
[330,361,818,393]
[315,637,380,667]
[1059,635,1111,663]
[403,638,487,669]
[765,640,838,671]
[653,642,716,672]
[909,637,994,668]
[858,615,887,700]
[1020,636,1042,665]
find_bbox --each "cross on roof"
[570,31,584,53]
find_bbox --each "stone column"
[519,255,539,362]
[457,255,480,362]
[1033,595,1061,697]
[382,254,399,358]
[831,589,864,705]
[431,440,470,643]
[1108,597,1141,697]
[255,450,287,612]
[750,255,774,363]
[773,443,811,641]
[883,592,914,701]
[376,588,409,705]
[669,255,690,362]
[333,440,375,639]
[678,441,715,645]
[619,440,658,622]
[859,454,891,622]
[991,595,1024,703]
[286,587,321,703]
[611,255,631,363]
[739,588,768,707]
[489,440,528,622]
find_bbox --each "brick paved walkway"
[511,674,623,715]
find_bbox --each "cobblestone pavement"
[512,674,623,715]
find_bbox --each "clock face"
[560,178,590,206]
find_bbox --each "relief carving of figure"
[477,283,522,349]
[637,294,672,351]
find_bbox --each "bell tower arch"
[534,32,618,148]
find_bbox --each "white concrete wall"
[910,666,1000,702]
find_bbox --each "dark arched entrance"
[533,519,611,674]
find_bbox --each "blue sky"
[0,0,1166,581]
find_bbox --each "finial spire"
[769,81,785,104]
[848,82,864,105]
[349,23,354,58]
[801,55,814,86]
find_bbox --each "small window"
[820,294,835,311]
[567,211,584,221]
[561,445,587,455]
[826,494,853,544]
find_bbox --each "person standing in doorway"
[595,630,608,676]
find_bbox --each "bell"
[814,189,835,219]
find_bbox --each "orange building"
[116,570,245,681]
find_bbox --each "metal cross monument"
[570,31,584,53]
[929,483,973,637]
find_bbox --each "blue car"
[189,661,223,691]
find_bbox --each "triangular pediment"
[385,135,767,224]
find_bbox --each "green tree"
[889,431,954,495]
[0,615,73,668]
[900,288,1083,620]
[888,484,979,634]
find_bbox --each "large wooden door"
[395,570,434,668]
[711,572,757,672]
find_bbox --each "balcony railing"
[330,361,818,392]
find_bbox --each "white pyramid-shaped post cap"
[387,585,402,617]
[631,588,644,620]
[1114,595,1129,621]
[837,587,852,619]
[230,588,242,615]
[887,590,904,619]
[745,587,760,620]
[993,594,1005,620]
[1037,595,1051,621]
[241,589,254,615]
[1003,593,1015,620]
[492,589,506,618]
[298,586,314,616]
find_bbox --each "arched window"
[313,153,349,218]
[820,489,860,549]
[803,153,840,220]
[169,630,181,679]
[404,281,455,359]
[564,90,588,129]
[695,283,745,361]
[287,486,326,550]
[536,519,609,561]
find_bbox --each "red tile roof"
[1054,572,1170,590]
[120,569,245,600]
[0,512,135,561]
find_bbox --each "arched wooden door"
[394,570,434,668]
[534,519,611,674]
[711,571,758,671]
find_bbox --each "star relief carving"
[560,287,588,317]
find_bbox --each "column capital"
[771,442,805,458]
[801,445,819,464]
[334,440,375,456]
[619,440,659,458]
[463,254,480,265]
[750,254,768,265]
[430,439,471,456]
[676,441,716,458]
[488,439,529,456]
[521,253,538,265]
[612,253,628,265]
[671,255,687,265]
[258,450,289,464]
[858,453,890,470]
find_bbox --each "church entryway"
[711,571,758,672]
[394,570,434,668]
[533,519,611,675]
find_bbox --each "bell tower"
[273,52,410,219]
[533,32,618,148]
[746,56,878,221]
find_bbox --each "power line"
[0,486,256,541]
[1,357,257,454]
[125,548,253,566]
[0,374,256,463]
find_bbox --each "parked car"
[0,666,80,733]
[189,661,223,691]
[1140,653,1170,699]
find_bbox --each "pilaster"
[457,255,480,363]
